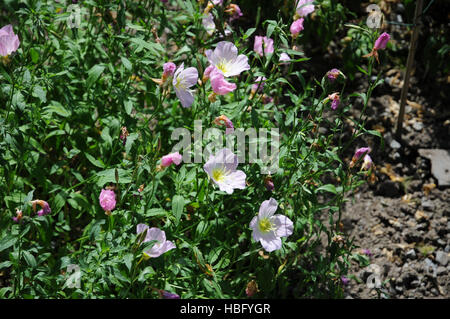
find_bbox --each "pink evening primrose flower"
[353,147,371,161]
[250,198,294,252]
[161,152,183,167]
[202,13,216,36]
[374,32,390,50]
[254,36,274,57]
[326,68,343,82]
[205,41,250,77]
[0,24,20,57]
[361,154,373,171]
[209,67,237,95]
[279,53,291,64]
[225,4,243,21]
[251,76,266,94]
[137,224,176,258]
[203,148,246,194]
[290,18,304,38]
[31,200,52,217]
[214,114,234,134]
[324,92,340,110]
[364,32,390,63]
[163,62,176,78]
[296,0,315,18]
[99,189,116,214]
[173,63,198,108]
[12,209,23,223]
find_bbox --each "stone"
[405,249,416,260]
[390,139,401,150]
[418,149,450,186]
[435,251,449,266]
[436,266,447,276]
[412,122,423,131]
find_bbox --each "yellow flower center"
[258,217,273,233]
[175,76,185,89]
[212,167,226,182]
[216,60,229,74]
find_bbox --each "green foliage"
[0,0,384,298]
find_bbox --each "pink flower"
[353,147,371,161]
[254,36,274,57]
[0,24,20,57]
[205,41,250,77]
[209,67,236,95]
[374,32,390,50]
[363,32,390,63]
[326,68,342,81]
[341,276,350,285]
[361,154,373,171]
[137,224,176,258]
[204,148,246,194]
[173,63,198,108]
[225,4,243,21]
[31,200,52,217]
[279,53,291,64]
[99,189,116,213]
[325,92,340,110]
[290,18,304,38]
[251,76,266,93]
[296,0,315,17]
[161,152,183,167]
[214,115,234,133]
[163,62,176,78]
[12,209,23,223]
[250,198,293,252]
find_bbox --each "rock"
[445,245,450,253]
[418,149,450,186]
[421,199,435,211]
[435,251,449,266]
[405,249,417,260]
[436,266,447,276]
[390,139,401,150]
[412,122,423,131]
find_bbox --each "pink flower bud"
[374,32,390,50]
[163,62,176,77]
[290,18,304,38]
[161,152,183,167]
[99,189,116,212]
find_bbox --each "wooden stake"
[395,0,424,139]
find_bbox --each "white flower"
[205,41,250,77]
[173,63,198,108]
[202,13,216,36]
[137,224,176,258]
[203,148,246,194]
[250,198,293,252]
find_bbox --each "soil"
[337,1,450,299]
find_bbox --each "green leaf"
[96,168,132,186]
[172,195,184,225]
[121,57,132,71]
[124,100,133,115]
[23,251,37,268]
[86,65,105,89]
[0,235,17,252]
[85,153,105,168]
[316,184,337,194]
